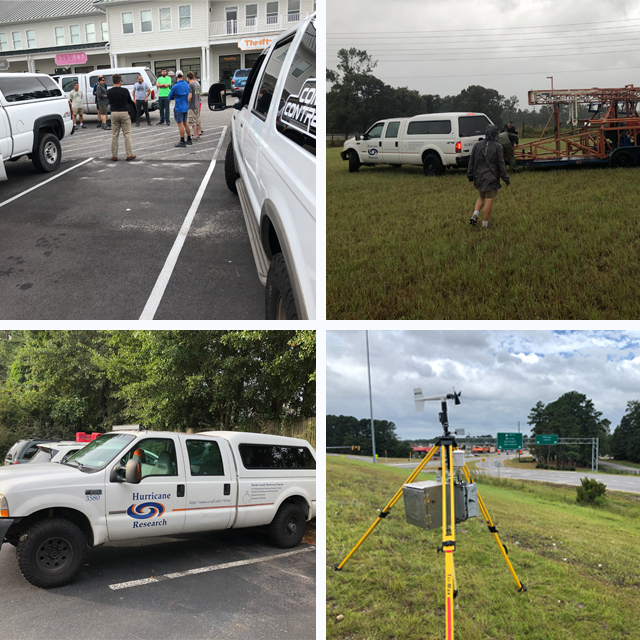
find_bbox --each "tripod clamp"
[437,540,456,553]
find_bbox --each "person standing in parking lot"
[107,74,136,161]
[168,71,192,148]
[156,68,172,126]
[69,82,84,130]
[132,74,152,127]
[186,71,202,139]
[95,76,110,130]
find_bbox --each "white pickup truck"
[0,426,316,588]
[341,112,492,176]
[0,73,74,180]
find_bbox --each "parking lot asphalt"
[0,528,316,640]
[0,102,265,319]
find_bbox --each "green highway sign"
[535,434,558,445]
[497,432,522,450]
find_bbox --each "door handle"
[395,141,398,147]
[224,483,231,495]
[379,141,382,147]
[177,484,185,497]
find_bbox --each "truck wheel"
[17,518,87,589]
[348,151,361,173]
[32,133,61,173]
[224,141,239,194]
[423,154,444,176]
[612,151,633,168]
[265,253,298,320]
[268,503,305,548]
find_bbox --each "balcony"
[210,12,310,38]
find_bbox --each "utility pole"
[366,330,377,464]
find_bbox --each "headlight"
[0,494,8,518]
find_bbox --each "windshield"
[65,433,135,470]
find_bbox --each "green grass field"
[327,457,640,639]
[326,148,640,319]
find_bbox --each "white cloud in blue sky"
[326,331,640,440]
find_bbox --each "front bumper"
[0,518,14,552]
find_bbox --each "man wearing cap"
[95,76,110,130]
[168,70,192,148]
[156,68,172,126]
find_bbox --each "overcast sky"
[327,0,640,109]
[326,330,640,441]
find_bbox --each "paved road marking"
[108,546,313,590]
[139,125,227,320]
[0,158,94,210]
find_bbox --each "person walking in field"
[498,126,519,173]
[468,124,509,229]
[69,82,84,130]
[168,70,192,148]
[186,71,202,139]
[107,73,136,161]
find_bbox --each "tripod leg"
[335,444,439,570]
[461,464,527,592]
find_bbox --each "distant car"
[231,68,251,97]
[4,439,60,466]
[29,442,86,464]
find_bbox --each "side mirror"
[233,100,243,111]
[125,458,142,484]
[109,464,126,483]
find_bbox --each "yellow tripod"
[334,438,526,640]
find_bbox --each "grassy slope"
[327,457,640,640]
[326,148,640,319]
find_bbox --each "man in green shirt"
[156,68,172,126]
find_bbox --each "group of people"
[68,67,204,161]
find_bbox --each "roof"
[0,0,101,24]
[0,40,106,57]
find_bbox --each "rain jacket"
[467,124,510,192]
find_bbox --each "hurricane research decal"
[127,502,166,519]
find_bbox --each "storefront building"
[0,0,315,89]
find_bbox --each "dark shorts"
[98,103,108,116]
[174,109,188,123]
[479,189,497,199]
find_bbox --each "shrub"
[576,477,607,505]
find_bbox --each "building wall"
[209,0,315,24]
[105,1,209,55]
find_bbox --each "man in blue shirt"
[168,70,192,148]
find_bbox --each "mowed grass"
[326,148,640,319]
[327,457,640,640]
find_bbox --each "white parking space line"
[0,158,94,210]
[139,126,227,320]
[108,546,313,590]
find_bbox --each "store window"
[179,5,191,29]
[219,54,240,89]
[75,65,94,74]
[85,23,96,42]
[245,51,260,68]
[155,59,177,79]
[180,57,200,80]
[159,8,172,31]
[122,12,134,35]
[140,10,152,33]
[70,25,80,44]
[12,31,21,50]
[266,2,278,25]
[0,33,7,51]
[246,4,257,27]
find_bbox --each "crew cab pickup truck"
[341,112,492,176]
[0,73,74,180]
[0,426,316,588]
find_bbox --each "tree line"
[327,48,592,138]
[0,330,315,459]
[327,414,411,458]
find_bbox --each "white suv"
[0,73,74,180]
[222,13,316,320]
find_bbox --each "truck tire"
[224,140,239,194]
[32,132,61,173]
[17,518,87,588]
[268,502,305,548]
[348,150,361,173]
[423,153,444,177]
[612,151,633,168]
[265,253,298,320]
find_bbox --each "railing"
[210,12,309,37]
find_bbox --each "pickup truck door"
[105,435,187,541]
[0,107,11,159]
[179,436,235,533]
[379,121,402,164]
[361,121,384,163]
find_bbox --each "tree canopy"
[610,401,640,463]
[327,414,411,458]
